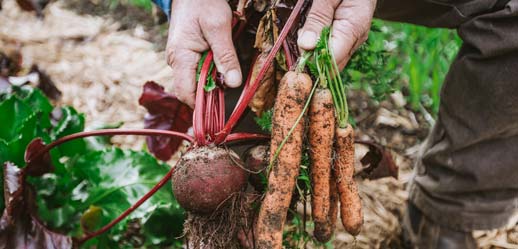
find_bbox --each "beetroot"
[172,146,248,213]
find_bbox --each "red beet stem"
[225,132,270,142]
[193,51,214,145]
[215,0,305,144]
[194,17,247,145]
[25,129,194,166]
[283,40,294,70]
[77,165,176,244]
[218,87,225,132]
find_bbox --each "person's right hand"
[298,0,377,69]
[166,0,242,107]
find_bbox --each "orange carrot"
[334,124,363,235]
[314,172,339,242]
[328,173,339,233]
[255,71,312,249]
[309,88,335,243]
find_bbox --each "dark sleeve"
[152,0,171,19]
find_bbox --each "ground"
[0,0,517,248]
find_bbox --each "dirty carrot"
[328,172,339,235]
[305,26,363,236]
[314,171,339,242]
[255,71,313,249]
[335,124,363,235]
[309,87,335,243]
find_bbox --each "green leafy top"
[0,85,184,248]
[303,27,349,128]
[33,148,184,248]
[254,109,273,132]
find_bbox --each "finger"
[200,4,242,88]
[167,47,201,108]
[329,22,359,70]
[330,1,374,69]
[166,7,207,108]
[297,0,341,50]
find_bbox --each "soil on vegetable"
[183,192,258,249]
[172,147,248,213]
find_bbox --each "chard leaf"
[0,162,73,249]
[50,106,86,156]
[32,148,184,248]
[0,95,34,142]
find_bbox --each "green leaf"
[0,87,53,215]
[4,113,38,166]
[81,205,103,233]
[315,27,330,51]
[0,95,34,141]
[75,148,184,247]
[0,87,53,127]
[196,52,209,82]
[22,87,53,128]
[1,79,186,247]
[203,77,217,92]
[33,148,184,247]
[0,87,56,166]
[254,109,273,132]
[0,139,8,164]
[0,139,7,212]
[306,60,319,78]
[51,106,86,156]
[197,51,218,92]
[84,121,124,150]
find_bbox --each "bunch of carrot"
[308,27,363,242]
[254,27,363,248]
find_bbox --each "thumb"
[297,0,341,50]
[201,3,242,88]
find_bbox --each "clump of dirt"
[183,192,259,249]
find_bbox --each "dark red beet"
[172,146,248,213]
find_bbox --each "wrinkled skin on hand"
[298,0,377,69]
[166,0,242,107]
[165,0,377,106]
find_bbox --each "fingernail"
[297,31,317,49]
[225,69,241,88]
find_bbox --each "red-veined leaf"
[0,162,73,249]
[24,137,53,176]
[138,81,193,161]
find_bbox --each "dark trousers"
[376,0,518,231]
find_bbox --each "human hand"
[298,0,377,69]
[166,0,241,107]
